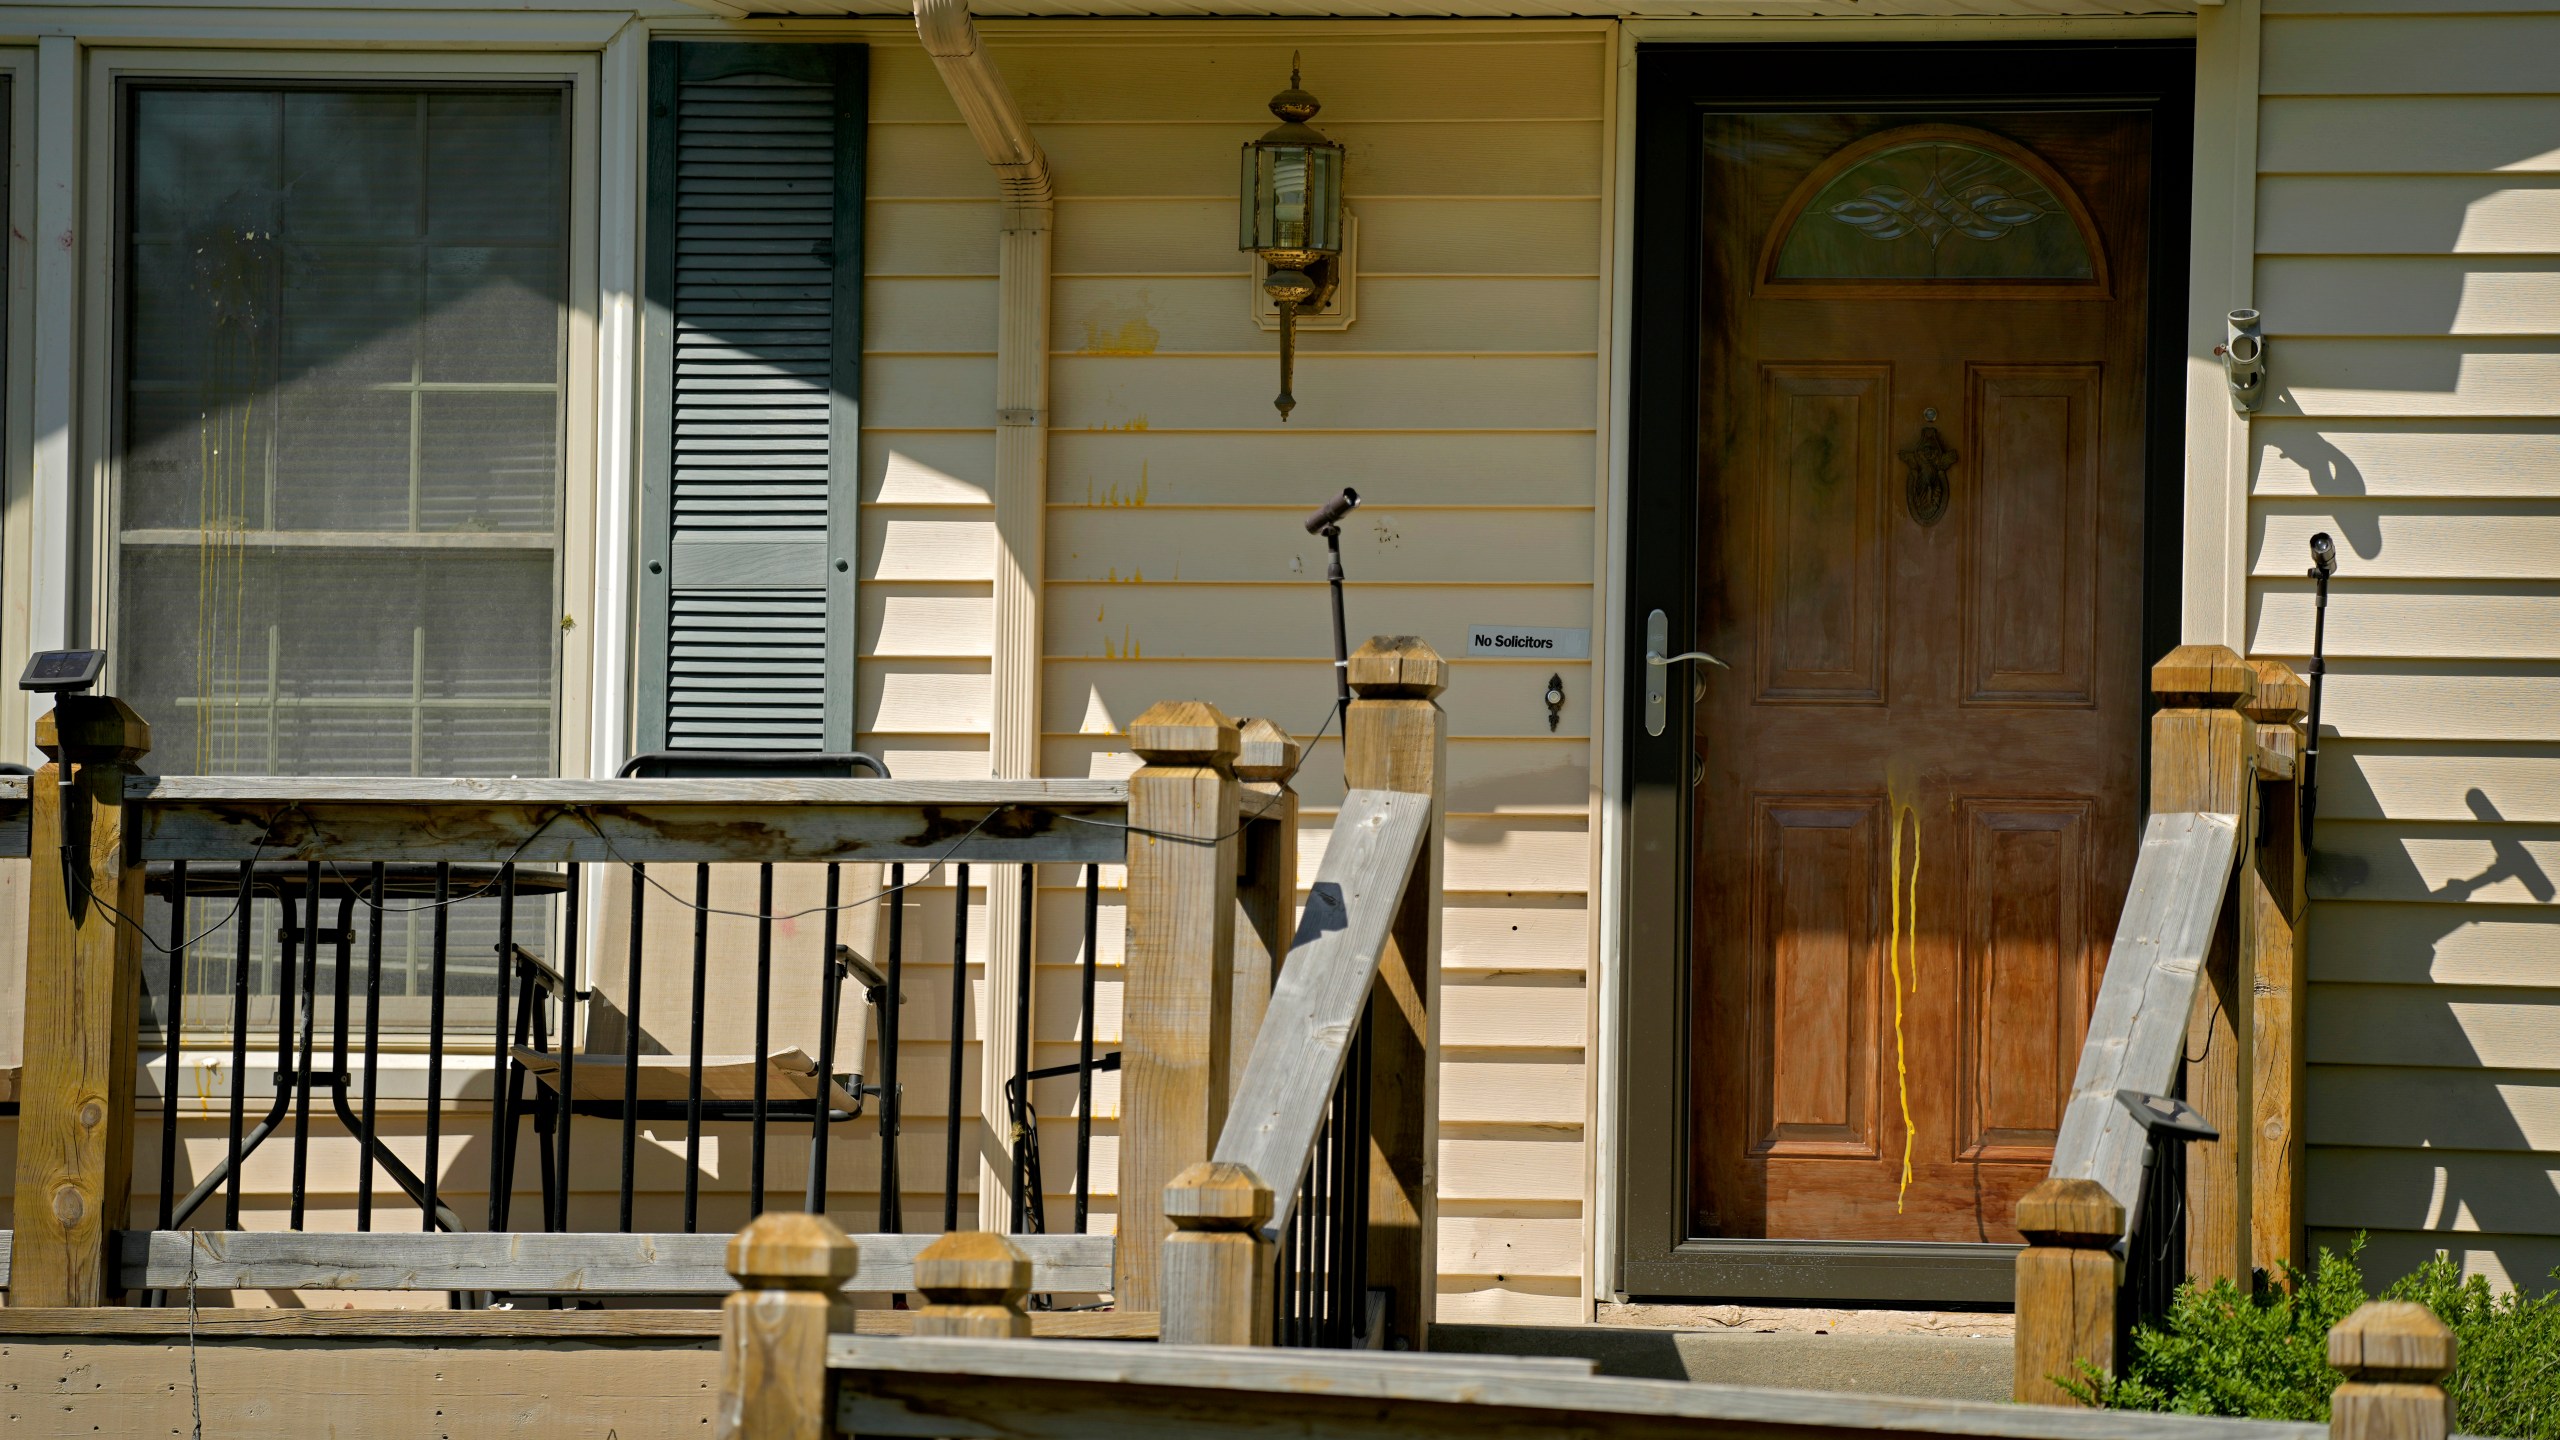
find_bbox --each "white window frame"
[77,47,604,782]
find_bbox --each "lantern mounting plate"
[1253,214,1358,332]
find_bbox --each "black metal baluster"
[807,864,842,1215]
[530,979,556,1231]
[1349,1004,1374,1343]
[224,866,253,1230]
[750,863,774,1216]
[554,867,580,1234]
[684,864,711,1233]
[157,860,189,1234]
[1009,863,1035,1233]
[1075,864,1097,1235]
[619,863,646,1233]
[273,887,303,1230]
[487,865,517,1232]
[944,863,970,1232]
[358,863,387,1230]
[290,864,322,1230]
[875,863,904,1232]
[422,862,451,1232]
[498,948,535,1231]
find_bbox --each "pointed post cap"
[726,1212,857,1291]
[2151,644,2257,709]
[2243,659,2310,724]
[36,695,152,764]
[1164,1161,1273,1231]
[2329,1301,2457,1381]
[2015,1177,2125,1246]
[1233,717,1301,784]
[1130,700,1240,766]
[914,1230,1033,1308]
[1348,635,1447,700]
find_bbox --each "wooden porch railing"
[2014,645,2314,1405]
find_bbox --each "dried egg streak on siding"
[866,30,1608,1323]
[2249,2,2560,1294]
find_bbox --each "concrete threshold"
[1433,1319,2016,1403]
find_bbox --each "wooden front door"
[1689,110,2152,1244]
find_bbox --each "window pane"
[121,85,568,1035]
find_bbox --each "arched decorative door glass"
[1761,124,2105,290]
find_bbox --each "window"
[119,83,572,1031]
[1762,124,2103,288]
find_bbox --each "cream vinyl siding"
[2251,1,2560,1291]
[867,29,1606,1322]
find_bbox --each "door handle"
[1644,609,1726,737]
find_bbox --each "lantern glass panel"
[1240,142,1343,255]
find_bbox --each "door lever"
[1644,609,1725,737]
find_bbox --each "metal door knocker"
[1899,408,1958,527]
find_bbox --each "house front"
[0,0,2551,1329]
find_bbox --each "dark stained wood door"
[1689,110,2152,1244]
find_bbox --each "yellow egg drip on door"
[1886,798,1921,1212]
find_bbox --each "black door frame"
[1615,40,2197,1305]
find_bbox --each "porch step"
[1432,1323,2014,1402]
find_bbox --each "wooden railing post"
[2012,1177,2125,1405]
[1117,699,1243,1312]
[2149,643,2258,1286]
[718,1213,856,1440]
[915,1230,1032,1338]
[2246,658,2311,1281]
[11,695,152,1307]
[1161,1160,1275,1345]
[2328,1301,2456,1440]
[1344,635,1446,1351]
[1231,716,1301,1067]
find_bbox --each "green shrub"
[2061,1238,2560,1440]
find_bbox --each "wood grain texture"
[914,1230,1033,1338]
[826,1335,2323,1440]
[1211,791,1433,1241]
[2251,708,2311,1280]
[113,1229,1112,1295]
[2014,1241,2118,1406]
[1231,717,1300,1070]
[2045,812,2244,1220]
[1160,1161,1274,1347]
[2327,1302,2457,1440]
[1346,636,1447,1351]
[719,1213,854,1440]
[0,1307,1159,1340]
[13,708,152,1304]
[1116,701,1243,1313]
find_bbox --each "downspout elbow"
[914,0,1054,230]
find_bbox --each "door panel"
[1689,108,2149,1245]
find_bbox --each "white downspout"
[915,0,1054,1232]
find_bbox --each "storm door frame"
[1615,39,2195,1305]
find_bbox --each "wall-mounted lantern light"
[1239,56,1344,422]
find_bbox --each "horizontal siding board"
[1056,196,1602,278]
[871,121,1603,200]
[1443,1058,1584,1126]
[2293,664,2560,743]
[2253,502,2560,578]
[2249,581,2560,659]
[2305,1147,2560,1236]
[1054,276,1599,356]
[1439,1216,1584,1278]
[1050,431,1598,506]
[1299,813,1589,894]
[1435,1278,1586,1323]
[1047,506,1593,584]
[868,277,999,352]
[2306,817,2560,905]
[864,512,995,582]
[2307,1064,2560,1151]
[2308,1229,2560,1293]
[1051,355,1598,431]
[865,433,995,506]
[2255,340,2560,419]
[2308,983,2560,1069]
[2314,741,2560,824]
[1041,732,1592,811]
[2308,901,2560,986]
[865,356,998,429]
[2252,421,2560,499]
[861,589,994,658]
[2262,14,2560,96]
[2260,98,2560,175]
[1049,584,1595,661]
[1440,1133,1589,1202]
[2257,176,2560,257]
[870,39,1604,126]
[1036,656,1595,739]
[857,660,991,734]
[1441,978,1587,1050]
[868,199,1000,276]
[2257,258,2560,338]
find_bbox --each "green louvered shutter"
[638,41,865,753]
